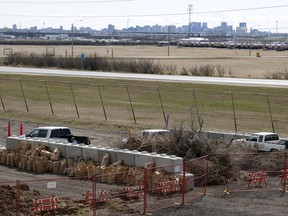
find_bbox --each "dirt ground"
[1,118,288,215]
[0,165,288,216]
[1,45,288,78]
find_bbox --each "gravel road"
[0,118,123,148]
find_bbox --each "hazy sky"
[0,0,288,32]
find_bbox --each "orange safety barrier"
[280,169,288,185]
[124,185,144,202]
[154,179,181,195]
[247,171,268,188]
[32,195,60,216]
[83,190,109,205]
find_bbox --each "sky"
[0,0,288,32]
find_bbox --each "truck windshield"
[247,134,258,142]
[28,129,48,138]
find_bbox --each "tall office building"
[236,22,248,35]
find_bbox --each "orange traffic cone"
[7,121,11,137]
[20,122,23,135]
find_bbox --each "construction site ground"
[1,119,288,215]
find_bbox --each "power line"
[0,4,287,18]
[194,4,288,14]
[0,0,133,3]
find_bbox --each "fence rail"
[225,152,288,194]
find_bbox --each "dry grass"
[1,45,288,78]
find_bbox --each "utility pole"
[188,4,193,37]
[71,19,82,57]
[71,23,74,57]
[167,25,170,57]
[249,27,252,56]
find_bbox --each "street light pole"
[249,25,260,56]
[168,25,170,57]
[71,19,82,57]
[71,23,74,57]
[188,4,193,37]
[249,27,252,56]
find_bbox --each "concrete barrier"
[116,149,135,167]
[154,153,183,173]
[202,131,249,141]
[134,151,154,167]
[64,143,84,158]
[49,141,67,157]
[82,145,99,161]
[97,146,117,164]
[5,130,249,174]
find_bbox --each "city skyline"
[0,1,288,33]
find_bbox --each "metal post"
[167,26,170,57]
[97,85,107,121]
[188,4,193,37]
[266,94,275,133]
[92,177,96,216]
[71,20,82,57]
[69,82,80,118]
[181,160,186,206]
[192,90,201,128]
[283,152,287,192]
[143,168,148,214]
[231,93,237,132]
[0,94,5,111]
[44,81,54,116]
[157,87,166,124]
[19,80,29,113]
[125,85,136,124]
[71,23,74,57]
[224,154,230,194]
[249,27,252,56]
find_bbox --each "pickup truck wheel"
[270,149,278,152]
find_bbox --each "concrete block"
[178,172,194,191]
[49,141,68,158]
[134,151,154,167]
[116,149,135,167]
[34,138,51,149]
[97,147,117,164]
[82,145,99,161]
[65,143,84,158]
[154,154,183,174]
[5,136,20,150]
[29,138,51,149]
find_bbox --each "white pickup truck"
[24,126,90,145]
[234,132,288,152]
[24,126,72,139]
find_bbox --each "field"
[0,45,288,135]
[1,45,288,78]
[1,45,288,215]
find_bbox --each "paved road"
[1,66,288,88]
